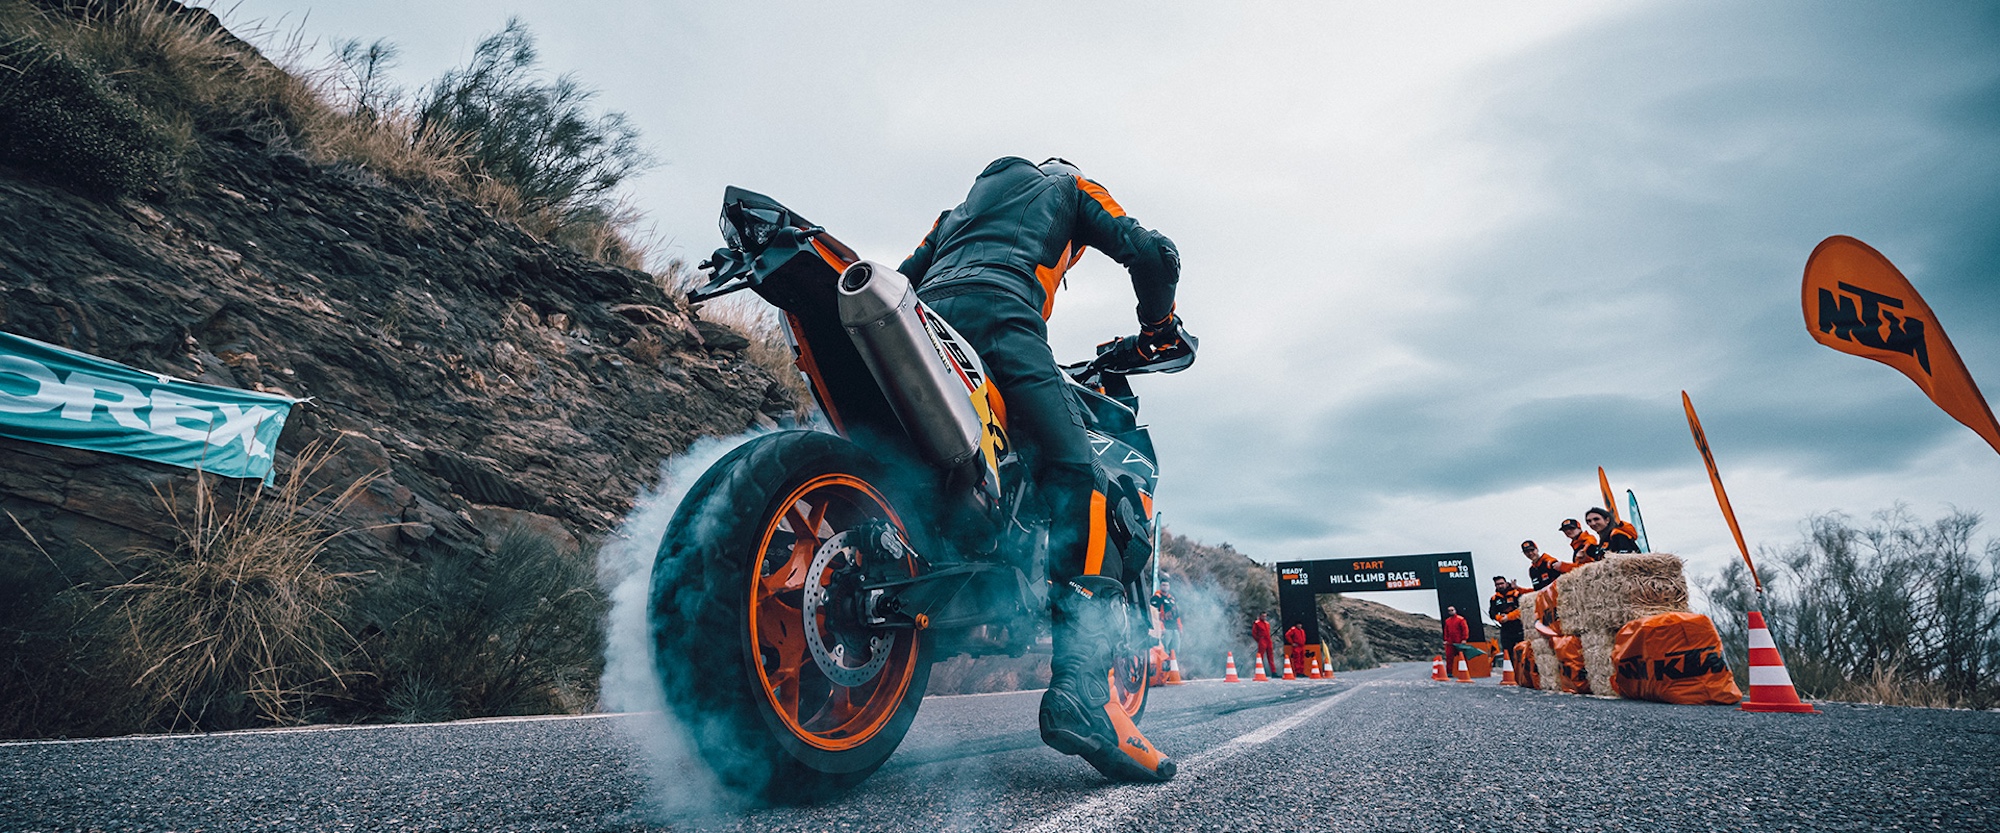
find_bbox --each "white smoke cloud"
[596,430,767,822]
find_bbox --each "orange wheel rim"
[748,474,919,751]
[1113,656,1148,717]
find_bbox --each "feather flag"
[1803,235,2000,455]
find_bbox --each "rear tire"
[1112,589,1151,722]
[649,431,931,803]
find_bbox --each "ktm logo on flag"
[1617,646,1728,681]
[1816,281,1930,374]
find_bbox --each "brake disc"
[801,530,894,687]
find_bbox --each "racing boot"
[1039,576,1176,782]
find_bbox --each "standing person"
[1252,612,1277,677]
[1488,577,1526,657]
[901,156,1188,783]
[1283,622,1308,677]
[1522,540,1571,589]
[1584,508,1641,554]
[1150,578,1182,656]
[1560,518,1603,565]
[1442,606,1470,675]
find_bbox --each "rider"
[899,156,1189,783]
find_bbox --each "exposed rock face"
[1318,593,1444,663]
[0,133,794,577]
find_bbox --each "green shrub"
[356,528,606,721]
[416,18,652,228]
[0,33,173,196]
[1702,506,2000,708]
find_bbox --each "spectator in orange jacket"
[1585,508,1641,553]
[1561,518,1603,565]
[1489,576,1526,655]
[1522,539,1571,589]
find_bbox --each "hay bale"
[1580,631,1618,698]
[1557,552,1690,636]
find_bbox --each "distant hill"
[925,531,1442,694]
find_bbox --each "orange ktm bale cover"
[1535,584,1562,635]
[1612,612,1743,705]
[1514,641,1541,689]
[1550,634,1590,694]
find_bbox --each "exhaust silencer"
[837,261,983,472]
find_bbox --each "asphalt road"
[5,662,1997,832]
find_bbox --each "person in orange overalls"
[1252,613,1277,678]
[1283,622,1307,676]
[1442,606,1471,674]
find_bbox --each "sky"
[197,0,2000,619]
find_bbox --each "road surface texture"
[5,662,1995,831]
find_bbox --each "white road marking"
[1021,681,1377,833]
[0,711,624,748]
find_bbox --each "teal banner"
[0,330,299,483]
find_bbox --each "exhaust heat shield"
[837,261,984,471]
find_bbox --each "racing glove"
[1095,314,1197,374]
[1137,313,1191,363]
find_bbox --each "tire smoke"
[596,429,767,822]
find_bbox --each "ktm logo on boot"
[1126,736,1149,752]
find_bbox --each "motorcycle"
[648,187,1192,801]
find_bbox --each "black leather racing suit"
[899,157,1179,584]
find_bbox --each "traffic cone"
[1499,652,1517,686]
[1252,653,1270,681]
[1223,652,1241,683]
[1740,610,1818,714]
[1282,654,1295,680]
[1454,655,1472,683]
[1307,656,1321,679]
[1165,652,1185,685]
[1431,655,1446,680]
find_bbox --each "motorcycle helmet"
[1038,157,1083,178]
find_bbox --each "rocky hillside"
[0,81,790,581]
[0,0,803,736]
[1155,533,1442,675]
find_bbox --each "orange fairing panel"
[811,238,857,271]
[784,312,845,434]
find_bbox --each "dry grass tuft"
[103,442,381,730]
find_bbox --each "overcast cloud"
[204,1,2000,617]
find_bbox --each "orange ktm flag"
[1802,235,2000,456]
[1597,467,1619,524]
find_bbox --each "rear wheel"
[649,431,931,802]
[1111,591,1152,722]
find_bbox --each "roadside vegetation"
[0,1,650,266]
[1702,506,2000,709]
[1,444,608,738]
[0,3,644,736]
